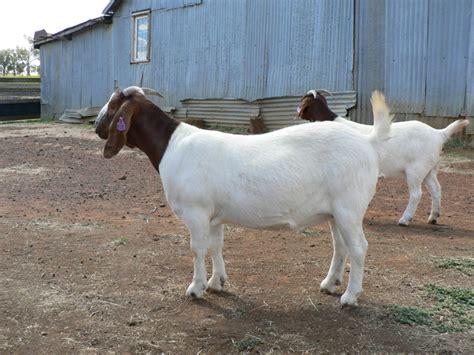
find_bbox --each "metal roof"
[34,16,111,48]
[102,0,122,15]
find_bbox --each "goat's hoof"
[398,218,411,226]
[320,287,333,295]
[341,302,358,310]
[428,213,440,224]
[340,292,359,307]
[320,278,340,294]
[186,282,207,299]
[208,275,227,292]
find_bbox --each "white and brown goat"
[95,86,394,306]
[297,90,469,226]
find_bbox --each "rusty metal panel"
[172,91,356,131]
[177,99,259,127]
[255,91,356,130]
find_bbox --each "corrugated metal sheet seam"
[173,91,356,130]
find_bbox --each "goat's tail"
[369,90,393,145]
[440,119,470,143]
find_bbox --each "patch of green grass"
[388,284,474,333]
[233,335,263,351]
[387,305,432,326]
[423,284,474,332]
[111,237,128,247]
[432,257,474,276]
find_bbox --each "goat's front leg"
[207,224,228,292]
[184,213,210,298]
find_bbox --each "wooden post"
[249,116,267,134]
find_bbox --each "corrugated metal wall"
[467,0,474,133]
[111,0,354,108]
[353,0,473,124]
[39,0,473,131]
[40,23,113,118]
[173,91,356,130]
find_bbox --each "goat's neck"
[309,102,338,122]
[128,107,180,173]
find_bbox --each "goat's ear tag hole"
[116,116,126,132]
[296,106,301,114]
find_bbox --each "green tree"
[23,35,40,75]
[0,42,39,76]
[14,47,30,75]
[0,49,14,75]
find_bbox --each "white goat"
[297,90,470,226]
[95,87,393,306]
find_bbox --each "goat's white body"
[161,122,377,230]
[159,120,386,306]
[333,116,468,225]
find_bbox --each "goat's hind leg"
[333,216,368,307]
[424,169,441,224]
[399,171,424,226]
[207,224,228,292]
[320,219,347,294]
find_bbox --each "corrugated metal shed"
[467,0,474,134]
[109,0,354,107]
[353,0,473,124]
[35,0,473,133]
[384,0,428,114]
[424,0,471,117]
[173,91,356,130]
[38,21,113,118]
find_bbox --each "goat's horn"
[317,89,332,96]
[142,87,164,98]
[306,90,318,99]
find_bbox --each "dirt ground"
[0,122,472,353]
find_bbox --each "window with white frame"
[132,10,150,63]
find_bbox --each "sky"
[0,0,109,50]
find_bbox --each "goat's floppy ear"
[103,100,134,159]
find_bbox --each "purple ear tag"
[116,116,127,132]
[296,106,301,113]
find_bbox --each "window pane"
[135,16,149,61]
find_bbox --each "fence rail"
[0,77,40,121]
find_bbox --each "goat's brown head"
[95,86,163,159]
[296,89,338,122]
